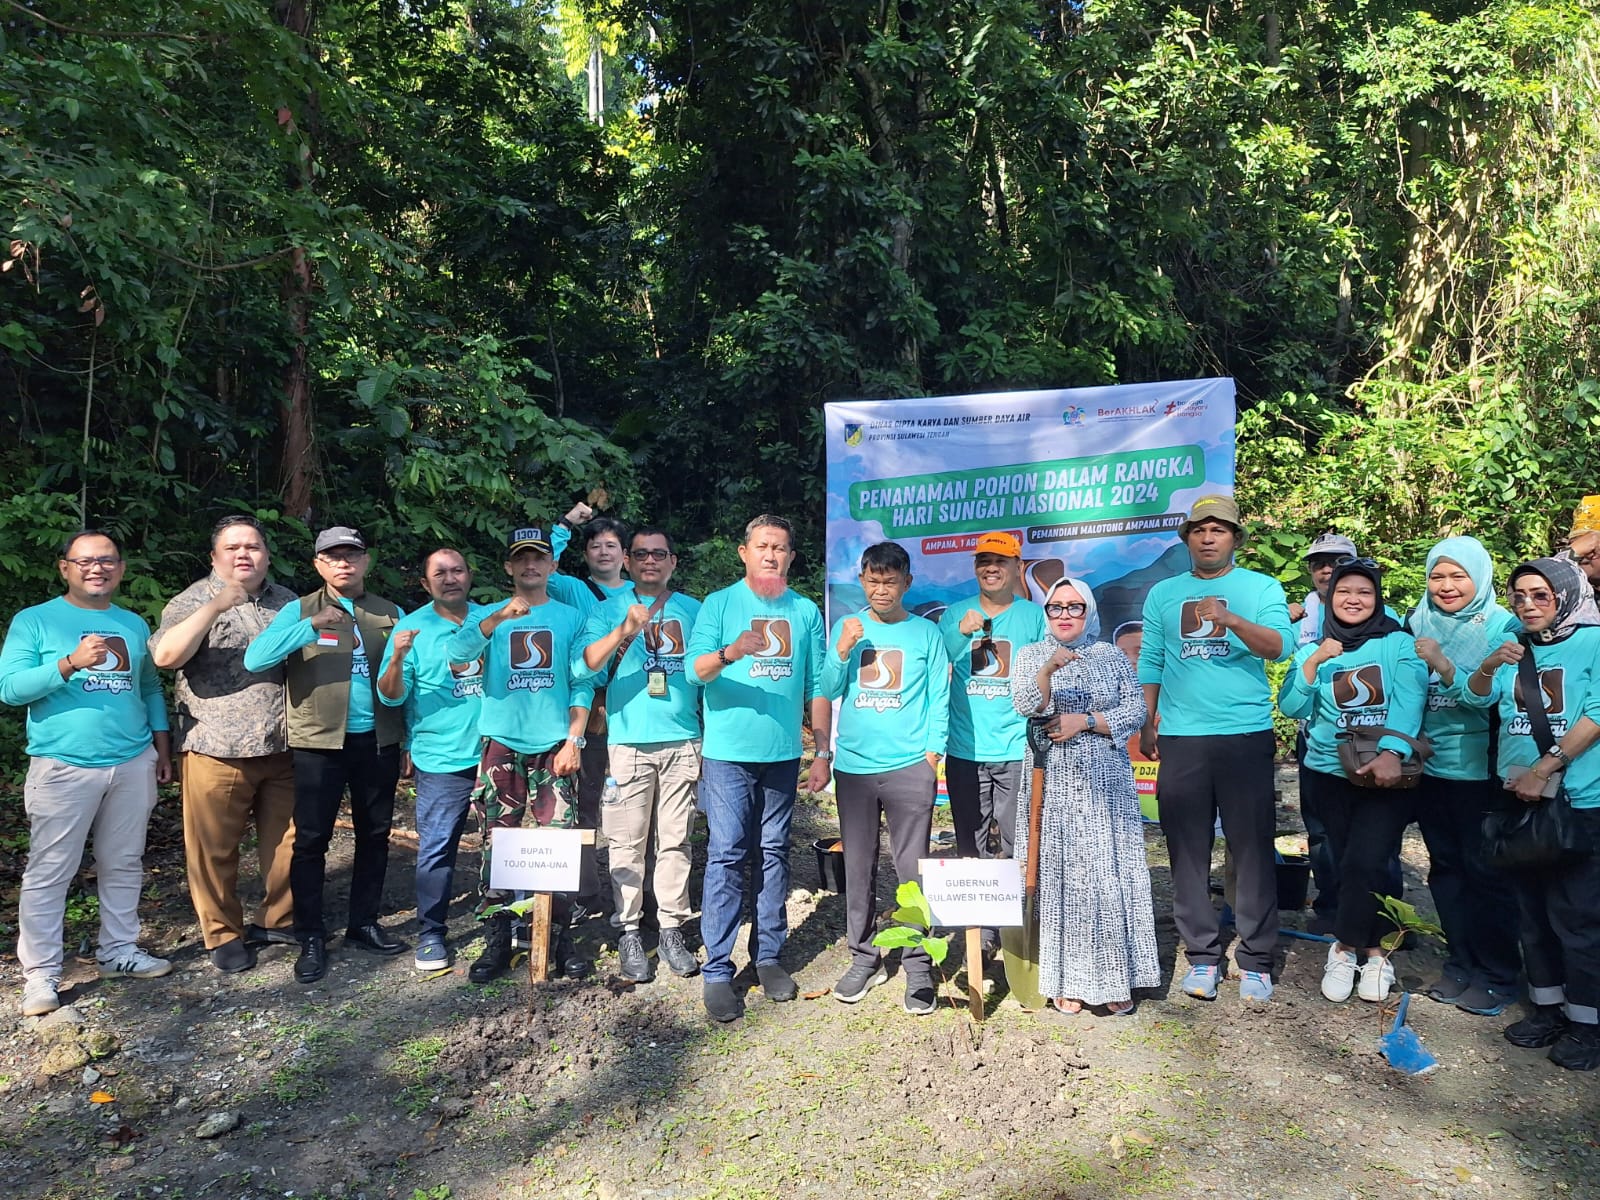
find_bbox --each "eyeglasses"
[629,548,671,561]
[1045,602,1088,619]
[1511,589,1557,608]
[63,556,122,570]
[317,550,366,564]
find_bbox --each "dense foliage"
[3,0,1599,760]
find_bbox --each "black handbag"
[1480,649,1592,871]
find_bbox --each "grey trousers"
[945,755,1021,859]
[838,760,937,974]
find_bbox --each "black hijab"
[1321,560,1403,651]
[1509,554,1600,645]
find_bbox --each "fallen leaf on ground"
[802,989,830,1000]
[89,1091,115,1104]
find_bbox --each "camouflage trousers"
[472,739,576,918]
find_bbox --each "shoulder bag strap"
[606,590,671,683]
[1517,645,1557,757]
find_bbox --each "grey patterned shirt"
[150,573,297,758]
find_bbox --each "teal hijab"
[1406,536,1513,669]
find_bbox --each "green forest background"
[4,0,1600,733]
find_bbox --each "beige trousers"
[604,740,701,931]
[180,751,296,947]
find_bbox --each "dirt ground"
[2,764,1598,1200]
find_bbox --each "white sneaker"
[1321,945,1359,1002]
[97,947,172,979]
[20,976,60,1016]
[1358,955,1396,1003]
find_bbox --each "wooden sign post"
[488,827,595,983]
[919,858,1025,1022]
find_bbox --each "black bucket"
[812,838,846,893]
[1275,853,1312,910]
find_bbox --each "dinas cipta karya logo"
[1179,599,1230,640]
[749,618,792,658]
[509,629,554,671]
[1331,664,1386,710]
[857,647,904,692]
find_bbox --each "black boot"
[470,914,514,983]
[554,928,593,979]
[1504,1003,1569,1048]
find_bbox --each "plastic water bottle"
[601,776,621,806]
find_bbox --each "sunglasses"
[1510,589,1557,609]
[1045,602,1088,619]
[629,548,671,561]
[1335,556,1380,570]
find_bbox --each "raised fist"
[837,616,865,657]
[390,629,418,657]
[621,603,651,636]
[499,595,532,621]
[68,634,112,672]
[310,605,346,631]
[958,610,986,636]
[728,628,765,660]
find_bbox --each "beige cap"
[1178,494,1243,539]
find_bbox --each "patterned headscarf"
[1509,552,1600,645]
[1406,537,1513,670]
[1042,577,1101,648]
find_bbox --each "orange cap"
[973,531,1022,558]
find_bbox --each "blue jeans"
[699,758,799,983]
[414,767,475,937]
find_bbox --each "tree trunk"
[277,0,316,519]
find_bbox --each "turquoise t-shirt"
[1417,609,1522,781]
[0,597,168,767]
[1461,625,1600,808]
[1137,567,1293,736]
[446,597,595,756]
[547,573,630,617]
[821,610,950,775]
[575,590,704,746]
[938,597,1047,761]
[685,580,825,762]
[1278,631,1429,777]
[376,602,490,774]
[245,599,376,733]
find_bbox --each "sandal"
[1051,997,1084,1015]
[1106,999,1138,1017]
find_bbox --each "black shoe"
[904,974,937,1016]
[1549,1022,1600,1071]
[245,923,298,947]
[1504,1004,1569,1048]
[470,914,514,984]
[1424,972,1470,1004]
[617,931,652,982]
[345,922,406,956]
[210,939,255,974]
[294,936,327,984]
[658,928,701,978]
[704,980,744,1022]
[756,962,797,1002]
[554,929,593,980]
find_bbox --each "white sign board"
[919,858,1024,928]
[489,827,583,893]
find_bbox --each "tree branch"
[2,0,209,42]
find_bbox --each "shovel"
[1001,718,1052,1010]
[1378,992,1439,1076]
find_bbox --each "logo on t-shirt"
[966,637,1012,700]
[508,629,555,692]
[1331,664,1388,727]
[450,656,485,699]
[82,634,134,694]
[643,619,687,677]
[1512,667,1566,736]
[854,648,905,713]
[747,618,793,681]
[349,624,369,678]
[1179,599,1233,660]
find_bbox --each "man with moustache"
[149,516,298,973]
[938,534,1046,869]
[686,515,829,1022]
[244,526,405,984]
[1137,495,1292,1003]
[2,530,173,1016]
[377,548,487,972]
[447,524,595,981]
[576,527,704,981]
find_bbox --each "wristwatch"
[1548,745,1572,767]
[814,750,834,761]
[1084,712,1098,733]
[570,735,588,749]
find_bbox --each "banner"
[823,379,1236,639]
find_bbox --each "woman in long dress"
[1012,577,1159,1014]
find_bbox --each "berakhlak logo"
[1022,558,1066,603]
[749,618,792,658]
[857,648,904,691]
[644,620,687,657]
[971,638,1012,678]
[1180,599,1230,639]
[509,629,554,671]
[89,635,131,673]
[450,658,484,679]
[1514,667,1565,716]
[1332,665,1387,710]
[843,423,864,447]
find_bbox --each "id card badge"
[647,668,668,697]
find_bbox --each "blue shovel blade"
[1379,993,1439,1075]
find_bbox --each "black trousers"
[837,761,937,974]
[577,734,609,903]
[1299,767,1411,951]
[1298,731,1402,914]
[1512,807,1600,1019]
[1412,773,1521,991]
[945,755,1021,859]
[1158,732,1278,973]
[290,733,401,937]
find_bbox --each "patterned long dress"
[1011,639,1160,1005]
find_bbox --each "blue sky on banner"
[823,379,1236,637]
